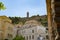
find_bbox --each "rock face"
[0,16,12,23]
[0,16,14,40]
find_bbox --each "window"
[46,28,48,30]
[32,35,34,39]
[29,36,31,39]
[46,35,49,39]
[39,35,41,37]
[26,36,28,40]
[32,30,34,33]
[8,34,12,38]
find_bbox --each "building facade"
[0,16,15,40]
[19,20,48,40]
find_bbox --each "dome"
[24,20,42,27]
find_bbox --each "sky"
[0,0,47,17]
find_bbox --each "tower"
[27,12,29,18]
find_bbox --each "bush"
[13,35,25,40]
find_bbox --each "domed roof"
[24,20,41,26]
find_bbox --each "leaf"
[0,2,6,10]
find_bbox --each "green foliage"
[13,35,25,40]
[9,17,20,24]
[0,2,6,10]
[38,17,48,26]
[9,15,48,26]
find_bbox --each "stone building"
[0,16,15,40]
[14,22,23,36]
[19,20,48,40]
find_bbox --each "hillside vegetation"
[9,15,47,26]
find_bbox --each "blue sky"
[0,0,47,17]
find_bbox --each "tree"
[0,2,6,10]
[13,35,25,40]
[9,17,21,24]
